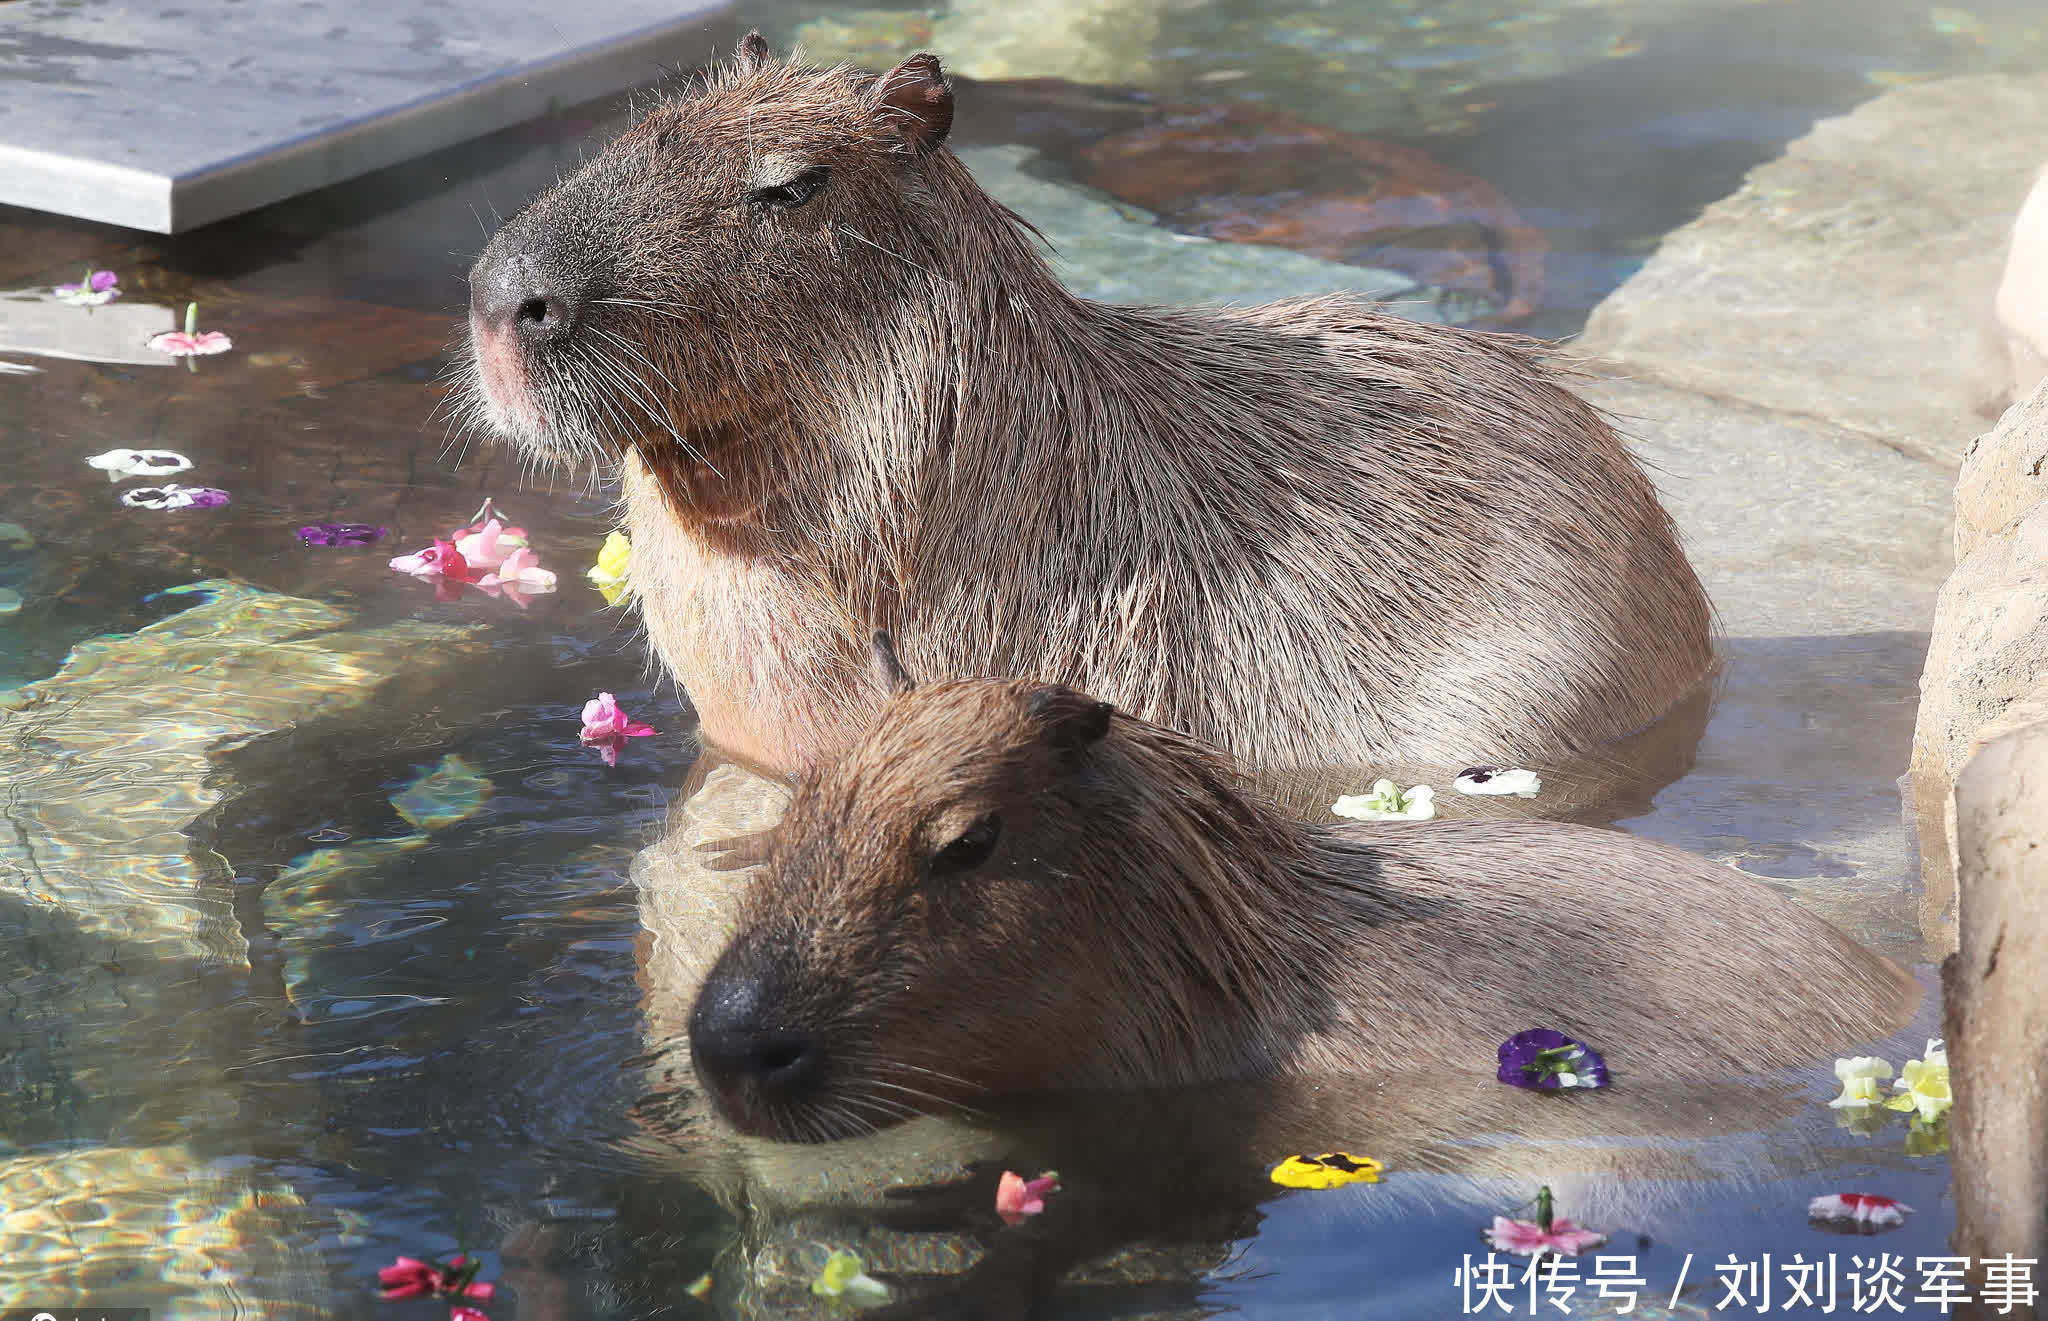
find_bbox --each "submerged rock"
[957,144,1467,320]
[0,582,482,1312]
[1075,102,1547,321]
[793,0,1749,137]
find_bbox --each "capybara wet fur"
[465,35,1714,778]
[684,637,1915,1143]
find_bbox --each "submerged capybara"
[682,636,1915,1143]
[464,35,1714,779]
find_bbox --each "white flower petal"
[1454,766,1543,797]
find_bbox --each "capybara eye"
[746,166,830,212]
[929,811,1001,876]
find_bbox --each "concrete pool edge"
[0,3,731,234]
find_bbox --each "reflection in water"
[0,289,176,368]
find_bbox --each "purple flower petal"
[297,522,387,546]
[89,270,118,293]
[181,487,231,508]
[1498,1029,1609,1090]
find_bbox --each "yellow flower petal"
[1270,1153,1384,1189]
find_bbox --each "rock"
[1579,376,1953,639]
[797,0,1169,87]
[1578,73,2048,467]
[955,144,1466,318]
[1956,380,2048,560]
[1910,500,2048,951]
[1945,717,2048,1316]
[1977,166,2048,418]
[790,0,1753,140]
[1580,376,1950,951]
[0,1144,352,1314]
[0,583,481,1312]
[1073,103,1546,321]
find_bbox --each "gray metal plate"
[0,0,730,233]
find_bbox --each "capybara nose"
[470,248,581,350]
[689,951,822,1101]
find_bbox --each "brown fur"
[689,655,1916,1142]
[464,37,1714,780]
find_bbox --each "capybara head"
[687,635,1312,1142]
[465,33,996,482]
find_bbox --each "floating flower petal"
[298,522,388,546]
[1269,1152,1383,1189]
[1498,1029,1609,1090]
[580,692,656,767]
[1483,1186,1606,1256]
[1808,1192,1913,1232]
[86,448,193,482]
[812,1249,889,1301]
[149,303,232,357]
[478,545,556,593]
[55,268,120,306]
[378,1256,443,1299]
[390,539,479,582]
[1829,1055,1894,1109]
[120,483,228,510]
[454,517,529,571]
[1453,766,1542,797]
[996,1170,1060,1223]
[1485,1214,1607,1257]
[376,1251,496,1309]
[1332,779,1436,821]
[1883,1040,1951,1124]
[587,530,633,605]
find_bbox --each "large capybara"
[681,636,1915,1144]
[463,35,1714,780]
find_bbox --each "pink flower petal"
[479,546,557,592]
[995,1170,1057,1224]
[1545,1219,1608,1254]
[455,519,513,570]
[1485,1217,1550,1255]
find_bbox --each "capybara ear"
[871,630,916,696]
[873,54,954,155]
[735,30,773,75]
[1025,685,1114,750]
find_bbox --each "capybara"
[683,636,1914,1143]
[464,36,1714,780]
